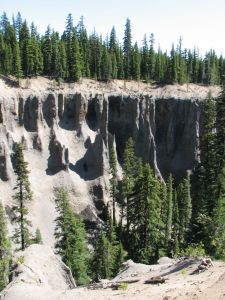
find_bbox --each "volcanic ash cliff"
[0,78,220,245]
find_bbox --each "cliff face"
[0,78,220,245]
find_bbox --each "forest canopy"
[0,12,224,84]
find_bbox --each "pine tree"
[0,13,10,35]
[123,18,132,79]
[129,163,162,263]
[172,189,180,255]
[42,25,52,76]
[149,33,155,81]
[122,138,137,235]
[177,37,187,84]
[71,29,82,81]
[216,87,225,189]
[13,41,22,79]
[0,203,11,291]
[109,147,118,226]
[77,16,89,77]
[51,31,61,77]
[64,14,74,79]
[54,187,89,285]
[12,143,33,250]
[20,20,31,77]
[34,228,43,244]
[15,12,22,40]
[106,217,125,276]
[91,231,113,280]
[141,34,149,81]
[191,93,217,250]
[132,42,141,81]
[59,41,67,79]
[101,45,112,81]
[211,168,225,259]
[201,93,217,214]
[30,23,43,76]
[165,174,173,253]
[169,44,178,83]
[210,86,225,258]
[178,173,192,246]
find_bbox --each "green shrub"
[118,282,128,290]
[180,268,187,276]
[17,256,24,265]
[182,243,206,257]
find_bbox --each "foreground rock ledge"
[1,245,225,300]
[0,244,75,300]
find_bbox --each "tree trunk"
[20,181,25,250]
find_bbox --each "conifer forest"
[0,13,224,84]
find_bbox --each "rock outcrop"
[0,244,76,300]
[0,77,220,246]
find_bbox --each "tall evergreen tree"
[165,174,173,253]
[19,20,32,77]
[42,25,52,76]
[59,41,68,79]
[91,231,113,280]
[15,12,22,40]
[216,87,225,185]
[70,29,82,81]
[210,86,225,258]
[12,143,33,250]
[191,93,217,250]
[109,146,118,226]
[132,42,141,81]
[177,173,192,246]
[54,187,89,285]
[101,45,112,81]
[13,41,22,79]
[123,18,132,79]
[172,189,180,255]
[122,137,136,235]
[129,163,162,263]
[0,203,11,291]
[149,33,155,81]
[77,16,90,77]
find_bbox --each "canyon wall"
[0,78,220,245]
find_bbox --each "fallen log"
[117,278,140,284]
[86,278,140,290]
[144,276,168,284]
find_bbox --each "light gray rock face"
[107,94,202,179]
[0,86,211,237]
[0,142,10,181]
[0,90,204,182]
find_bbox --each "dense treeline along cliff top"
[0,12,224,85]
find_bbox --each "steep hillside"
[0,77,220,246]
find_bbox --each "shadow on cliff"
[0,75,19,88]
[46,135,69,175]
[69,135,104,181]
[58,94,83,131]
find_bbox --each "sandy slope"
[2,254,225,300]
[63,259,225,300]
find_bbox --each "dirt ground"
[64,259,225,300]
[2,255,225,300]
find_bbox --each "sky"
[1,0,225,55]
